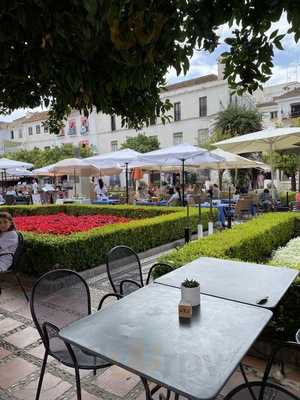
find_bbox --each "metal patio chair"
[225,337,300,400]
[0,231,28,301]
[106,245,173,296]
[30,269,113,400]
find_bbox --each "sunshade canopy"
[48,158,100,177]
[0,158,33,169]
[215,128,300,154]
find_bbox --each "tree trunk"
[291,173,297,192]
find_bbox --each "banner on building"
[80,116,89,135]
[68,119,77,136]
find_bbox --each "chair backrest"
[30,269,91,353]
[106,245,143,296]
[4,194,16,205]
[8,231,24,272]
[224,381,299,400]
[235,198,253,214]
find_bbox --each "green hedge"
[159,212,300,341]
[159,212,297,268]
[279,191,296,205]
[15,204,216,274]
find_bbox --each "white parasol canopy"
[137,144,224,205]
[215,127,300,154]
[0,158,33,169]
[32,163,66,177]
[86,149,141,203]
[86,148,141,166]
[215,127,300,196]
[7,168,33,177]
[206,148,267,170]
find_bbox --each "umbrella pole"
[74,168,77,197]
[4,169,7,193]
[270,142,275,200]
[125,162,129,204]
[181,159,185,206]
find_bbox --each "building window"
[197,129,209,145]
[111,115,116,131]
[174,102,181,121]
[291,103,300,118]
[10,130,14,140]
[28,127,33,136]
[44,125,49,133]
[36,125,41,134]
[111,140,118,152]
[18,129,23,138]
[173,132,183,145]
[270,111,278,120]
[199,96,207,117]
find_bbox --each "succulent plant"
[182,278,199,288]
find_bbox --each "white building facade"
[3,62,300,155]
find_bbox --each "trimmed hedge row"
[159,212,300,341]
[16,204,216,274]
[2,204,176,218]
[159,212,297,268]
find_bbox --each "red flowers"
[14,213,131,235]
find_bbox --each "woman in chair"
[0,212,18,272]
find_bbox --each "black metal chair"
[30,269,113,400]
[225,337,300,400]
[106,245,173,296]
[0,231,28,301]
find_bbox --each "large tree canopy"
[121,133,160,153]
[0,1,299,132]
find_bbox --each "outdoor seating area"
[0,245,300,400]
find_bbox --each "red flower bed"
[14,213,132,235]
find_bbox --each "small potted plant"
[181,278,200,306]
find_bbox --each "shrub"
[279,191,296,205]
[159,212,300,341]
[15,204,216,274]
[160,213,297,268]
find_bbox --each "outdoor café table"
[155,257,299,309]
[60,284,272,400]
[135,200,167,206]
[92,198,120,205]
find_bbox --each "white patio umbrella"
[205,148,267,170]
[0,158,33,190]
[32,163,66,177]
[137,144,224,205]
[7,168,33,177]
[215,127,300,195]
[48,158,100,196]
[86,149,141,203]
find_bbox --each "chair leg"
[35,351,48,400]
[74,366,82,400]
[15,273,29,302]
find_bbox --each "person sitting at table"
[259,188,273,211]
[0,212,18,272]
[95,178,108,200]
[167,186,181,206]
[212,184,220,199]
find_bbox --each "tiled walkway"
[0,257,300,400]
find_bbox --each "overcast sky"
[1,13,299,123]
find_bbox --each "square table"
[155,257,299,309]
[60,284,272,400]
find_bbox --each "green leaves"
[121,133,160,153]
[0,1,299,129]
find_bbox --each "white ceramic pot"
[181,284,200,307]
[197,224,203,239]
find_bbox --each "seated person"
[167,186,182,206]
[266,183,279,202]
[212,184,220,199]
[259,188,273,211]
[6,187,17,196]
[0,212,18,272]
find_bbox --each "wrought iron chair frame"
[30,269,114,400]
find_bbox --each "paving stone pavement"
[0,255,300,400]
